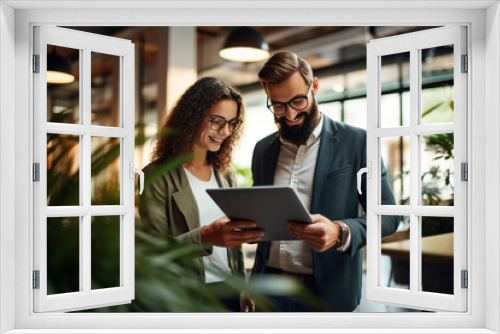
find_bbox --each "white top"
[183,166,232,283]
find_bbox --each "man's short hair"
[258,51,314,89]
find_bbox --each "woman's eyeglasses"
[207,116,242,133]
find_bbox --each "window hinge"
[461,270,468,289]
[33,270,40,289]
[33,54,40,73]
[33,163,40,182]
[461,162,468,181]
[461,54,468,73]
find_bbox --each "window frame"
[366,26,468,312]
[33,25,136,313]
[1,2,497,333]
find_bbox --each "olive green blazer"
[139,161,243,281]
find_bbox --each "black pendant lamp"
[47,50,75,84]
[219,27,270,62]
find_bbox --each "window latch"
[357,162,372,195]
[129,162,144,195]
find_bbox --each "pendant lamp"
[47,50,75,84]
[219,27,269,62]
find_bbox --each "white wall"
[0,2,16,333]
[485,2,500,333]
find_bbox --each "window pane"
[47,45,79,124]
[91,137,121,205]
[380,52,410,127]
[344,98,366,129]
[421,134,454,206]
[381,136,410,205]
[91,216,120,290]
[380,94,400,128]
[421,86,454,124]
[380,216,410,290]
[91,52,121,127]
[47,134,80,206]
[47,217,80,295]
[421,216,454,294]
[402,91,410,126]
[421,45,454,124]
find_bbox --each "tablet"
[206,186,312,241]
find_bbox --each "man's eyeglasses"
[207,116,242,133]
[266,81,313,115]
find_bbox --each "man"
[251,52,398,312]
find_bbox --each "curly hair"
[151,77,244,171]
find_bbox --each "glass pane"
[47,134,80,206]
[380,94,400,128]
[91,52,121,127]
[421,134,454,206]
[402,91,410,127]
[91,216,120,290]
[380,215,410,290]
[320,101,342,122]
[421,45,454,124]
[344,98,366,129]
[380,52,410,128]
[47,217,80,295]
[381,136,410,205]
[91,137,121,205]
[47,45,79,124]
[421,216,454,294]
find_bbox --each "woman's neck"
[185,145,209,168]
[184,146,211,181]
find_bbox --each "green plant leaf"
[421,102,444,118]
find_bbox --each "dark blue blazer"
[251,114,398,312]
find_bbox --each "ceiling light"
[47,50,75,84]
[219,27,269,63]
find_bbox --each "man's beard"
[276,101,319,145]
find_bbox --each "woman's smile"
[208,136,224,144]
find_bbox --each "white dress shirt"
[266,114,352,274]
[266,115,324,274]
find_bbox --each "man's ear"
[312,77,320,95]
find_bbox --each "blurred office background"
[46,26,455,312]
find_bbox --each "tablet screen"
[206,186,312,241]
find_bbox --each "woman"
[139,77,263,311]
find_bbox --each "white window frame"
[33,25,136,313]
[1,1,499,333]
[366,26,467,312]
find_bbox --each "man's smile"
[284,114,304,126]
